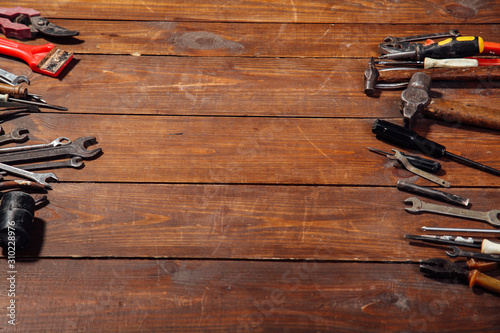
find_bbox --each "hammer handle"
[425,99,500,131]
[378,67,500,83]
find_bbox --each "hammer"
[400,72,500,130]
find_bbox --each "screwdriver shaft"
[444,151,500,177]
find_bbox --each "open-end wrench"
[0,136,101,164]
[13,156,84,171]
[405,197,500,227]
[0,127,28,145]
[383,29,461,43]
[0,162,57,188]
[0,136,71,154]
[0,68,30,86]
[446,246,500,263]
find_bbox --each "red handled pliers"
[0,6,79,39]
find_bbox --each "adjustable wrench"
[0,127,29,145]
[0,136,101,164]
[0,162,57,188]
[405,197,500,227]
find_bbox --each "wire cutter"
[0,6,79,39]
[420,258,500,294]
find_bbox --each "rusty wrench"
[0,136,71,153]
[13,157,84,171]
[0,136,101,164]
[0,127,29,145]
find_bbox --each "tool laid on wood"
[420,257,500,294]
[372,119,500,177]
[406,235,500,254]
[0,67,29,86]
[0,37,73,77]
[447,246,500,263]
[382,29,461,44]
[404,197,500,228]
[0,6,79,39]
[0,191,35,250]
[389,149,449,187]
[367,147,441,173]
[397,180,469,206]
[422,226,500,234]
[399,72,500,130]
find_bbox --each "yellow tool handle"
[469,270,500,293]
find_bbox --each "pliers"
[420,258,500,294]
[0,6,78,39]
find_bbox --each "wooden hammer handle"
[378,67,500,83]
[425,99,500,130]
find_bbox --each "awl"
[0,37,73,77]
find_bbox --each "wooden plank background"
[0,1,499,331]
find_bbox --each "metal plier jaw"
[0,6,79,39]
[378,42,417,55]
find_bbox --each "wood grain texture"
[13,1,500,23]
[1,259,499,332]
[16,183,500,259]
[2,114,500,186]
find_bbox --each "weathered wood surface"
[0,1,499,332]
[2,260,499,332]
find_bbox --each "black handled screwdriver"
[379,36,484,61]
[372,119,500,177]
[367,147,441,173]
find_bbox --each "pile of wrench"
[365,30,500,294]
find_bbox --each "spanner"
[0,68,30,86]
[405,197,500,227]
[0,127,29,145]
[0,162,57,188]
[0,136,71,154]
[383,29,461,43]
[13,156,84,171]
[446,246,500,263]
[0,136,101,164]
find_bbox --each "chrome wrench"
[0,136,101,164]
[383,29,461,43]
[405,197,500,227]
[14,156,84,171]
[0,162,57,188]
[0,136,71,153]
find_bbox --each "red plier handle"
[483,42,500,55]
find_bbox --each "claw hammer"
[400,72,500,130]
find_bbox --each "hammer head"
[400,72,432,129]
[364,57,379,96]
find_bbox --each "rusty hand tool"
[406,234,483,249]
[404,197,500,227]
[0,127,29,145]
[372,119,500,177]
[397,180,469,207]
[0,137,71,154]
[5,157,84,172]
[0,6,78,39]
[399,72,500,130]
[0,179,46,191]
[420,257,500,294]
[447,246,500,263]
[0,136,101,164]
[368,147,441,173]
[422,226,500,234]
[389,150,450,187]
[0,67,29,86]
[0,37,73,77]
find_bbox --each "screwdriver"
[379,36,484,61]
[372,119,500,177]
[367,147,441,173]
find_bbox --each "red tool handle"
[483,41,500,55]
[0,37,60,76]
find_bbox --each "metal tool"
[368,147,441,173]
[379,36,490,61]
[383,29,461,44]
[420,257,500,293]
[400,72,431,129]
[405,197,500,227]
[405,234,482,248]
[447,246,500,263]
[422,226,500,234]
[0,136,101,164]
[0,137,71,154]
[7,97,68,111]
[0,6,79,39]
[0,127,28,145]
[372,119,500,177]
[388,149,450,187]
[0,162,57,188]
[0,68,29,86]
[397,180,469,206]
[12,156,84,171]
